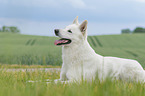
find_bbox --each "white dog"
[54,16,145,83]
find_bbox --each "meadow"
[1,33,145,96]
[0,69,145,96]
[0,33,145,67]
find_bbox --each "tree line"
[122,27,145,34]
[0,26,20,33]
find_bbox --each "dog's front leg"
[60,71,68,81]
[45,64,67,83]
[54,79,72,84]
[59,64,68,81]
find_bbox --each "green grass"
[0,64,60,69]
[0,33,62,66]
[1,33,145,96]
[0,69,145,96]
[0,33,145,67]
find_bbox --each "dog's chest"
[62,47,86,65]
[63,53,98,81]
[61,46,103,81]
[65,62,98,81]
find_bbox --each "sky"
[0,0,145,36]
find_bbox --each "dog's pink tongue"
[54,40,68,45]
[54,40,60,45]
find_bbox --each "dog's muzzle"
[54,29,72,46]
[54,29,59,36]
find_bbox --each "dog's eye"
[68,30,72,33]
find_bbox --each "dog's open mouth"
[54,38,72,46]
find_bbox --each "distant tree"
[121,29,132,34]
[9,26,20,33]
[2,26,9,32]
[0,26,20,33]
[133,27,145,33]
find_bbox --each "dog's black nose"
[55,29,59,36]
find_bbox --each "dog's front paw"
[27,80,35,83]
[45,79,52,82]
[54,79,61,83]
[26,80,40,83]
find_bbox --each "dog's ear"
[79,20,88,36]
[73,16,79,25]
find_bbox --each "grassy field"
[0,69,145,96]
[0,33,145,67]
[0,33,61,66]
[1,33,145,96]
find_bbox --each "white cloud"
[10,0,59,8]
[68,0,96,9]
[0,0,8,3]
[135,0,145,2]
[0,0,94,9]
[125,0,145,3]
[0,0,60,8]
[67,0,86,9]
[0,17,71,36]
[2,17,145,36]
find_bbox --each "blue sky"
[0,0,145,36]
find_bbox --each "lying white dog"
[54,16,145,83]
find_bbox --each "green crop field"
[0,33,145,67]
[0,33,62,66]
[1,33,145,96]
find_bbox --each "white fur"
[55,16,145,83]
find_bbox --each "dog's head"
[54,16,88,46]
